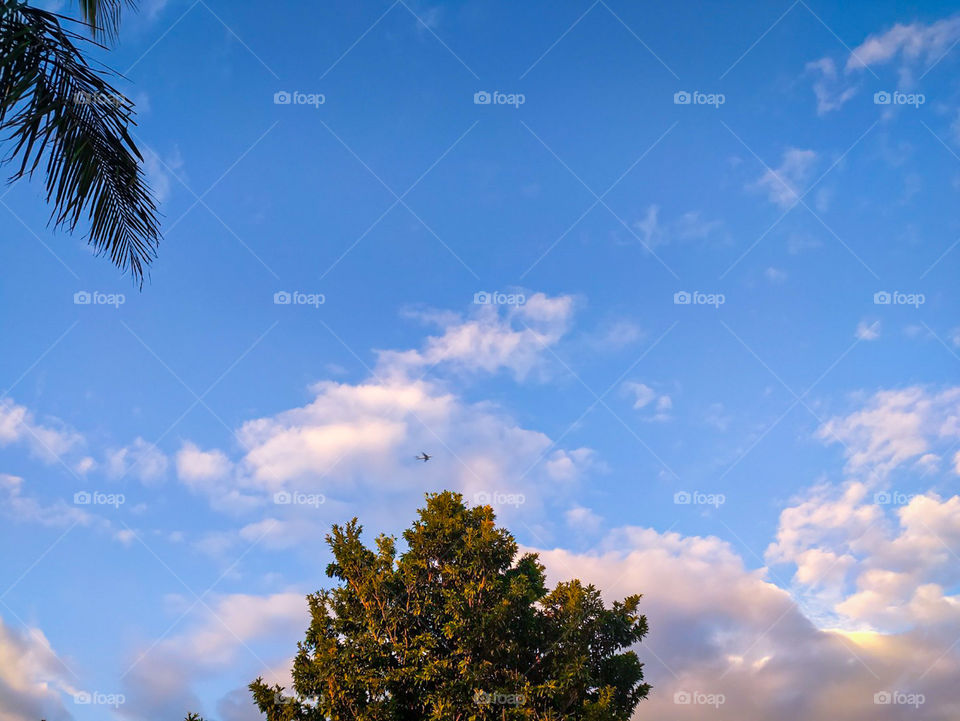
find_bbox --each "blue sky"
[2,1,960,719]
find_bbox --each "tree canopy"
[228,491,649,721]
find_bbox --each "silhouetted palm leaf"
[0,0,159,285]
[76,0,133,39]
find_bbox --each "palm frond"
[76,0,136,40]
[0,0,159,285]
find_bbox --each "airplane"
[415,452,432,462]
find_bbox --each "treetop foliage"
[193,491,649,720]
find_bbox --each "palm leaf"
[76,0,135,40]
[0,0,159,285]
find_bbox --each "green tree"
[243,491,650,720]
[0,0,160,285]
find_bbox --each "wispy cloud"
[632,205,723,249]
[749,148,817,209]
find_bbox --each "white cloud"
[0,474,134,547]
[120,593,304,721]
[176,443,232,486]
[409,2,443,33]
[236,378,447,488]
[236,518,326,551]
[767,480,960,633]
[106,438,168,485]
[765,481,883,579]
[632,205,722,248]
[764,267,787,283]
[0,615,72,721]
[233,375,591,505]
[805,57,857,114]
[703,402,732,431]
[817,386,960,478]
[855,320,881,340]
[174,593,305,662]
[764,390,960,634]
[0,474,95,529]
[622,382,672,422]
[141,0,169,21]
[750,148,817,209]
[846,15,960,77]
[787,233,822,255]
[143,146,184,205]
[807,14,960,114]
[624,382,657,409]
[0,399,82,464]
[174,296,593,533]
[380,292,574,381]
[584,319,644,351]
[535,522,960,721]
[565,505,603,534]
